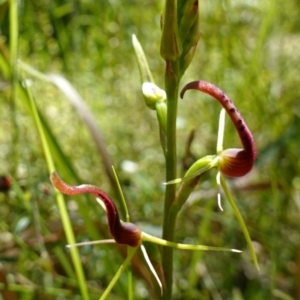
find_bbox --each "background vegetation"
[1,0,300,299]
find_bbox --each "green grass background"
[0,0,300,299]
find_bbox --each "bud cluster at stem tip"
[178,0,200,74]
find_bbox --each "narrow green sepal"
[132,34,154,84]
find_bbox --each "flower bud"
[178,0,200,74]
[142,82,166,110]
[178,0,199,42]
[179,15,200,74]
[160,0,183,61]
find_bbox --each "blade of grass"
[24,85,90,300]
[16,60,138,296]
[9,0,18,71]
[6,2,88,292]
[16,80,102,241]
[47,73,119,194]
[18,62,116,191]
[8,0,19,177]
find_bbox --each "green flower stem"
[171,179,198,214]
[220,175,260,272]
[161,61,181,299]
[161,208,177,299]
[26,87,90,300]
[164,61,180,198]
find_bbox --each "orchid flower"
[168,80,256,187]
[50,172,142,247]
[50,171,241,299]
[180,80,256,177]
[168,80,259,271]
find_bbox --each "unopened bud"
[160,0,183,61]
[178,0,200,74]
[142,82,166,110]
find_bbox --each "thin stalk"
[25,87,90,300]
[9,0,18,74]
[99,247,138,300]
[112,166,129,221]
[161,60,181,299]
[9,0,19,177]
[111,166,133,300]
[270,174,279,295]
[127,247,134,300]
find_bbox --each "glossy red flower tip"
[50,172,142,247]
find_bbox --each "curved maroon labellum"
[50,172,142,247]
[180,81,256,177]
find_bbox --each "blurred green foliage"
[0,0,300,299]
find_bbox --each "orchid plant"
[50,74,258,299]
[48,1,258,299]
[50,168,241,299]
